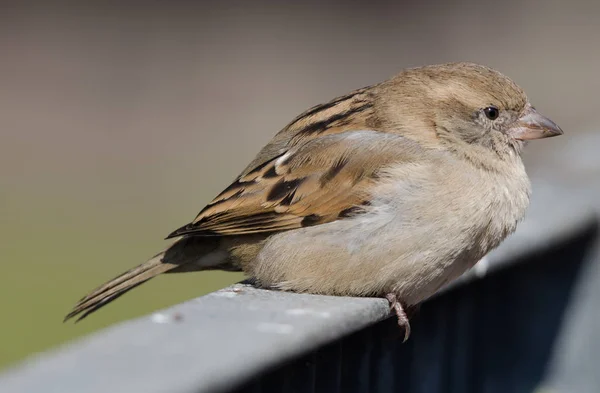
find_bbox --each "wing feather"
[167,131,415,238]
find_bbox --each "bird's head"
[380,62,563,156]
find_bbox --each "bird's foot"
[385,293,411,342]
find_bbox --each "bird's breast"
[250,157,531,304]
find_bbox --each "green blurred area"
[0,190,242,369]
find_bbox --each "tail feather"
[64,236,223,322]
[64,252,177,322]
[69,280,150,322]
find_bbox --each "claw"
[385,293,411,342]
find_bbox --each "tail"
[64,236,222,322]
[64,251,177,322]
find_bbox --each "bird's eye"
[483,106,500,120]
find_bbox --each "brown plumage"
[65,63,562,339]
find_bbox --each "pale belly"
[248,160,530,305]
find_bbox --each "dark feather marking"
[211,180,244,203]
[292,90,363,121]
[352,169,366,185]
[166,224,191,239]
[199,187,244,214]
[166,226,222,238]
[211,212,281,227]
[205,211,300,233]
[338,206,364,218]
[219,189,244,202]
[198,211,230,223]
[279,189,297,206]
[297,103,373,135]
[165,220,224,238]
[299,100,341,120]
[263,166,278,178]
[320,156,349,186]
[267,178,303,202]
[245,159,272,176]
[298,112,348,135]
[244,152,286,178]
[301,214,322,227]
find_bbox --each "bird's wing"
[167,131,425,238]
[239,86,377,176]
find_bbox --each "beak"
[508,107,563,141]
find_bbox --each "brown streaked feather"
[166,88,381,239]
[167,130,409,238]
[239,86,377,177]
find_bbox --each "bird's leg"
[385,293,411,342]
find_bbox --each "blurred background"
[0,0,598,369]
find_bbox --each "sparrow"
[65,62,563,340]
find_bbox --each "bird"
[64,62,563,340]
